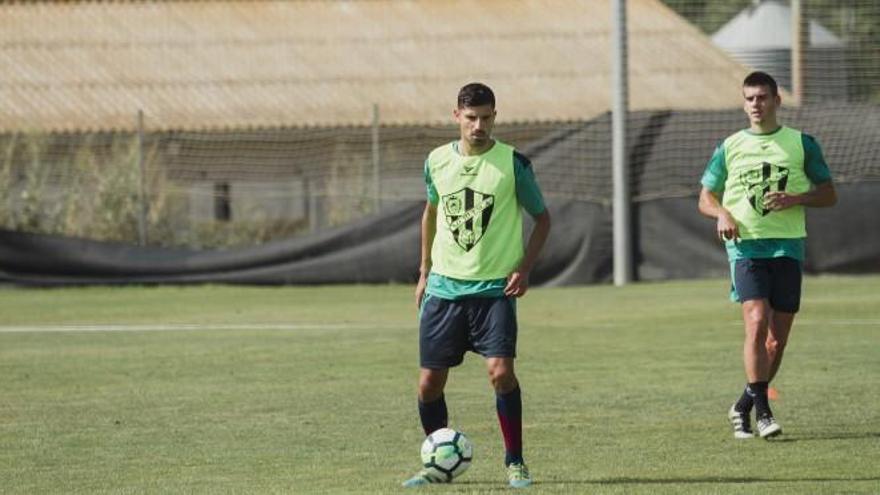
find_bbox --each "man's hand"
[415,272,428,309]
[504,271,529,298]
[763,191,801,211]
[716,210,739,242]
[699,187,739,242]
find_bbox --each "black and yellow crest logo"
[739,162,789,216]
[442,187,495,251]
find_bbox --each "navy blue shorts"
[419,294,518,369]
[731,257,802,313]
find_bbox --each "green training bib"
[722,127,811,239]
[426,141,523,280]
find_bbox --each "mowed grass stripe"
[0,323,412,333]
[0,318,876,333]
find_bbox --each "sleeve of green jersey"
[700,142,727,192]
[802,134,832,184]
[424,159,439,204]
[513,151,547,216]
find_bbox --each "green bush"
[0,132,313,249]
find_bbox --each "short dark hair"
[457,82,495,109]
[743,71,778,96]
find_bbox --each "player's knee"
[766,335,787,353]
[418,374,445,400]
[743,309,769,337]
[487,365,516,392]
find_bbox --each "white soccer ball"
[420,427,473,482]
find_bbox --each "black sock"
[418,395,448,435]
[734,385,754,414]
[749,381,773,419]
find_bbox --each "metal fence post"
[612,0,633,285]
[136,109,148,246]
[371,103,381,213]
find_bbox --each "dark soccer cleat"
[728,404,755,439]
[756,415,782,439]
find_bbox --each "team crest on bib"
[739,162,789,216]
[442,188,495,251]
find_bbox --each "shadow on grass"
[447,432,880,488]
[541,476,880,485]
[454,476,880,487]
[768,431,880,443]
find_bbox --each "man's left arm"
[764,181,837,210]
[764,133,838,211]
[505,210,551,297]
[504,152,551,297]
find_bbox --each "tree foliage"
[662,0,879,101]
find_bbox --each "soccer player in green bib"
[402,83,551,488]
[699,71,837,439]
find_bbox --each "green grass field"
[1,276,878,494]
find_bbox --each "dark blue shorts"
[731,257,802,313]
[419,294,518,369]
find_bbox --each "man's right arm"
[699,187,738,242]
[415,201,437,309]
[698,142,738,241]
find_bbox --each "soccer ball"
[420,428,473,482]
